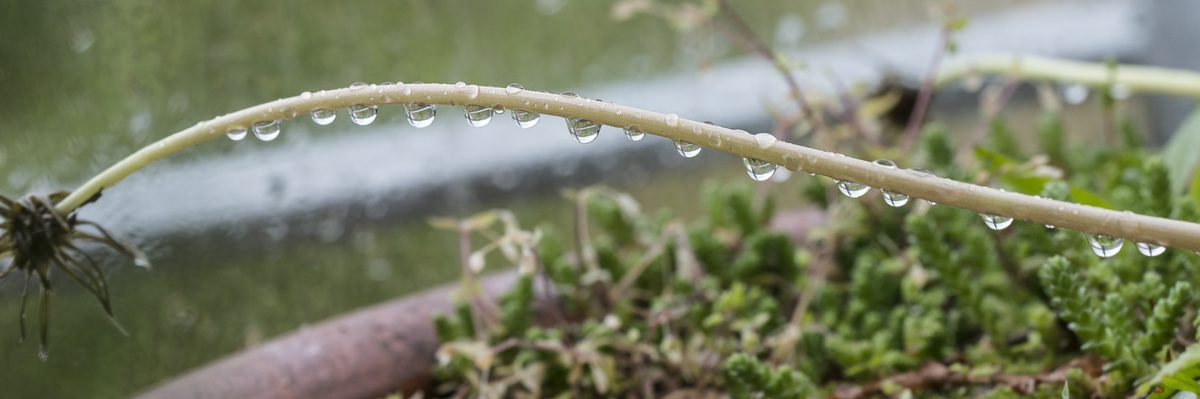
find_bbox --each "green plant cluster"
[427,111,1198,398]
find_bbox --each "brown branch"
[900,28,950,151]
[715,0,822,140]
[831,356,1104,399]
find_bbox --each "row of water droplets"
[225,82,444,142]
[220,82,1174,259]
[832,159,1169,259]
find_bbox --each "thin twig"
[714,0,821,139]
[832,356,1104,398]
[900,28,949,151]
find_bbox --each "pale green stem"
[55,82,1200,251]
[937,53,1200,97]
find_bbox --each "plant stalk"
[54,82,1200,251]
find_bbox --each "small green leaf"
[1163,107,1200,193]
[1067,186,1114,209]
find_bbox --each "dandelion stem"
[55,82,1200,251]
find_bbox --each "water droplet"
[311,108,336,125]
[674,140,701,158]
[300,91,313,99]
[1088,234,1124,258]
[883,191,909,207]
[349,82,368,91]
[1135,242,1165,257]
[743,158,777,181]
[405,103,437,128]
[624,126,645,141]
[454,81,467,88]
[835,180,870,198]
[1045,224,1056,229]
[566,117,601,144]
[665,113,680,127]
[872,160,909,206]
[754,132,777,149]
[349,104,378,126]
[464,84,481,99]
[980,214,1013,230]
[226,127,248,141]
[512,109,540,128]
[464,105,493,127]
[252,120,281,141]
[505,83,525,95]
[1061,83,1089,105]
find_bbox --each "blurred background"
[0,0,1186,396]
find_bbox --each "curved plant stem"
[54,82,1200,251]
[937,54,1200,97]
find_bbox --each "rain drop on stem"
[1135,242,1165,257]
[743,158,777,181]
[405,103,437,128]
[566,117,601,144]
[464,105,494,127]
[226,127,248,141]
[311,108,336,125]
[835,180,870,198]
[349,104,378,126]
[252,119,281,141]
[674,140,701,158]
[624,126,645,141]
[980,214,1013,230]
[1088,234,1124,258]
[511,109,540,128]
[504,83,525,95]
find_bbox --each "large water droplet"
[1061,83,1089,105]
[980,214,1013,230]
[743,158,777,181]
[226,127,248,141]
[1088,234,1124,258]
[872,160,909,207]
[512,109,540,128]
[674,140,701,158]
[835,180,870,198]
[311,108,336,125]
[349,104,378,126]
[1135,242,1165,257]
[505,83,525,95]
[624,126,645,141]
[405,103,437,128]
[566,118,601,144]
[464,105,494,127]
[252,120,281,141]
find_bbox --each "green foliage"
[723,352,816,399]
[431,102,1198,397]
